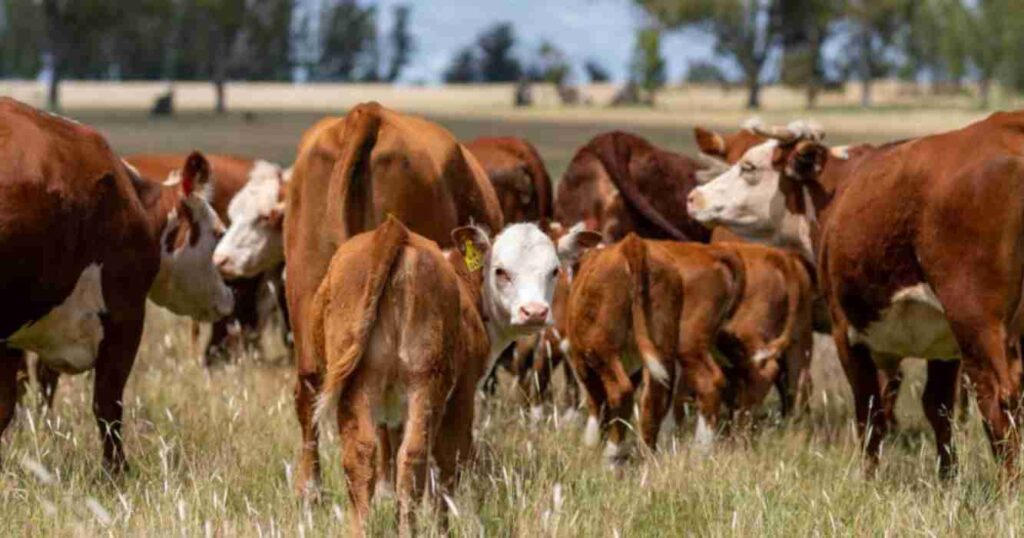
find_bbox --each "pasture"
[1,100,1022,536]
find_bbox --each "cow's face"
[688,137,829,246]
[149,152,235,321]
[453,223,601,336]
[213,161,287,279]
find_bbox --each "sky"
[310,0,720,85]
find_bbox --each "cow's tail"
[715,248,747,324]
[314,216,408,423]
[621,234,670,386]
[589,132,692,242]
[337,102,384,237]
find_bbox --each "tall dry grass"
[1,307,1022,536]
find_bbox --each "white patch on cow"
[559,339,571,357]
[830,146,851,159]
[693,414,715,454]
[7,264,106,373]
[530,404,545,423]
[214,160,287,279]
[848,283,961,360]
[644,352,670,387]
[603,440,624,461]
[752,348,775,364]
[485,224,560,331]
[583,415,601,447]
[148,195,234,322]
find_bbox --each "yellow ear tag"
[464,240,484,271]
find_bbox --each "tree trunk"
[859,30,872,108]
[212,36,227,114]
[47,65,61,111]
[746,78,762,110]
[806,81,819,110]
[860,77,872,108]
[979,76,992,109]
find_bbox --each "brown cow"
[285,102,504,497]
[126,154,290,365]
[0,98,233,471]
[568,235,743,463]
[466,136,554,223]
[688,115,1024,479]
[556,131,710,242]
[310,217,595,535]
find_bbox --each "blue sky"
[319,0,720,84]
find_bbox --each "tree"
[0,0,43,79]
[41,0,120,110]
[685,59,727,85]
[317,0,378,81]
[630,27,667,103]
[779,0,841,108]
[636,0,782,109]
[584,59,610,83]
[842,0,911,107]
[476,22,521,82]
[384,4,414,82]
[530,40,571,86]
[444,47,478,83]
[961,0,1016,109]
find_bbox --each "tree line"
[0,0,413,111]
[637,0,1024,109]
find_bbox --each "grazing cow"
[126,154,290,365]
[310,217,595,535]
[0,98,233,471]
[285,102,504,497]
[688,115,1024,479]
[568,235,743,463]
[556,131,710,242]
[465,136,554,223]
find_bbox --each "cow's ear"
[451,225,491,271]
[557,228,603,265]
[694,127,726,157]
[181,151,211,197]
[786,141,828,182]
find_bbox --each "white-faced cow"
[689,115,1024,480]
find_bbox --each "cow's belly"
[6,264,107,373]
[848,284,961,360]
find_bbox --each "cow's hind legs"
[338,383,377,538]
[923,360,960,479]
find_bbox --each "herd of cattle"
[2,95,1024,532]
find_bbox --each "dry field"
[1,94,1023,536]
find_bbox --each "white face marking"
[149,194,235,321]
[7,264,106,373]
[848,283,960,360]
[693,414,715,454]
[689,140,788,237]
[484,223,561,333]
[213,161,287,279]
[583,414,601,447]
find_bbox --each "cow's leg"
[337,383,376,538]
[204,318,233,367]
[0,346,24,457]
[877,362,903,430]
[922,360,960,479]
[434,375,475,498]
[528,339,555,421]
[397,381,442,538]
[592,356,634,465]
[92,308,144,474]
[294,373,322,498]
[34,361,59,410]
[375,425,396,499]
[569,350,608,447]
[782,328,814,417]
[271,268,293,352]
[679,348,725,453]
[833,327,887,478]
[638,363,673,451]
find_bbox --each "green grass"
[3,110,1023,536]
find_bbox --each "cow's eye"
[740,162,756,173]
[551,267,560,278]
[495,267,511,283]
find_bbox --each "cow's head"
[694,121,769,164]
[149,151,235,321]
[212,161,288,279]
[687,122,828,250]
[452,222,601,337]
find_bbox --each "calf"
[689,116,1024,479]
[0,98,233,471]
[286,102,504,497]
[567,235,742,463]
[310,217,594,535]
